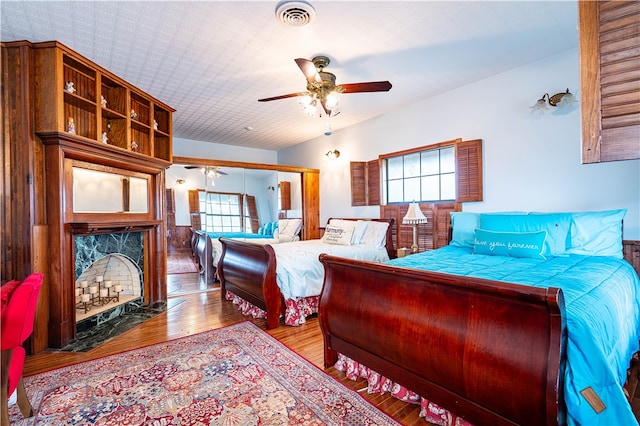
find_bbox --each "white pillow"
[328,219,371,244]
[279,218,302,238]
[321,225,354,246]
[359,221,389,248]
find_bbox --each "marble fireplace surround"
[74,232,145,330]
[60,220,165,349]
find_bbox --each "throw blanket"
[272,240,390,299]
[387,246,640,426]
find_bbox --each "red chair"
[1,273,44,425]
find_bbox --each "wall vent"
[276,1,316,27]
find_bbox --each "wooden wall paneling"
[2,43,33,282]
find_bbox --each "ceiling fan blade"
[295,58,322,83]
[340,81,392,93]
[217,170,228,175]
[258,92,304,102]
[184,165,201,169]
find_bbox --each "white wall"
[277,48,640,240]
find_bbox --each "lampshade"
[402,202,428,224]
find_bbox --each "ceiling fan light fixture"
[276,1,316,28]
[325,92,340,110]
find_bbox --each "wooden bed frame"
[318,254,567,426]
[217,218,396,329]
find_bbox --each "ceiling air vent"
[276,1,316,27]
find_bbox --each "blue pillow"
[450,211,527,248]
[566,209,626,258]
[480,213,571,256]
[473,229,546,259]
[264,222,273,236]
[450,212,480,248]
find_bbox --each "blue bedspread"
[387,246,640,426]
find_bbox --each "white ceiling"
[1,1,579,151]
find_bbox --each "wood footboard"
[218,238,283,329]
[318,254,567,426]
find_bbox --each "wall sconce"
[324,149,340,160]
[402,202,428,254]
[266,185,275,192]
[530,88,577,114]
[175,179,185,185]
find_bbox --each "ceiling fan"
[184,165,228,179]
[258,56,392,117]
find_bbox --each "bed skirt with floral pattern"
[335,354,474,426]
[225,290,319,326]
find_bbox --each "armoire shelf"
[22,40,175,162]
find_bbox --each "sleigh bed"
[319,210,640,426]
[217,218,395,329]
[194,219,302,284]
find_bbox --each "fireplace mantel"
[68,220,163,235]
[42,133,169,348]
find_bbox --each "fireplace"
[74,233,145,328]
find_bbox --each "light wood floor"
[24,271,427,425]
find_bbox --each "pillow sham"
[565,209,626,258]
[473,229,546,259]
[328,219,369,244]
[450,212,480,248]
[359,221,389,248]
[321,225,354,246]
[480,213,571,256]
[279,218,302,238]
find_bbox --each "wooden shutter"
[367,159,381,205]
[278,181,291,211]
[350,162,367,206]
[455,139,483,202]
[245,195,259,233]
[350,159,380,206]
[579,0,640,163]
[165,188,175,213]
[188,189,200,213]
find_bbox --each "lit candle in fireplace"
[89,286,98,294]
[114,284,123,293]
[81,294,90,302]
[80,280,88,288]
[96,275,104,283]
[75,288,81,297]
[100,288,109,297]
[104,280,112,288]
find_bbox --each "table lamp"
[402,202,428,253]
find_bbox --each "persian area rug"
[9,321,401,425]
[167,252,198,274]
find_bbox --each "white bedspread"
[211,237,279,265]
[271,240,390,299]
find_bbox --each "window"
[198,191,242,233]
[351,138,482,206]
[383,146,455,203]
